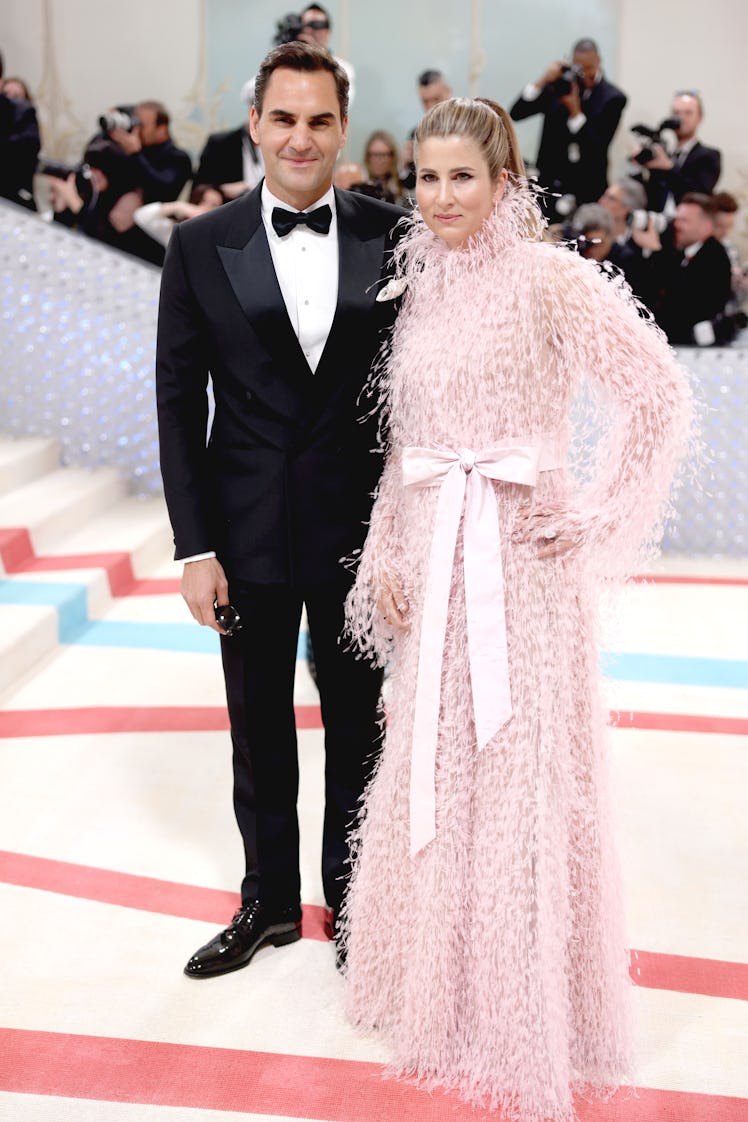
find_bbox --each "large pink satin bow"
[402,441,557,856]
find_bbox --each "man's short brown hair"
[253,41,349,122]
[680,192,717,215]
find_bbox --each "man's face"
[672,95,701,141]
[420,78,452,112]
[599,185,629,224]
[674,202,713,249]
[136,106,166,147]
[572,49,600,89]
[298,7,331,48]
[250,67,347,210]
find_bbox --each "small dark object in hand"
[214,602,243,636]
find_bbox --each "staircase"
[0,437,180,698]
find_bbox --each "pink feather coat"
[341,187,695,1121]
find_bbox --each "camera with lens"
[98,108,140,133]
[273,12,303,45]
[627,209,668,235]
[550,64,581,97]
[630,116,680,165]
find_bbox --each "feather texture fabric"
[342,186,695,1121]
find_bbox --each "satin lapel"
[216,203,312,395]
[313,192,385,397]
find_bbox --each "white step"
[0,466,126,552]
[0,437,60,496]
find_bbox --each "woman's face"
[366,139,395,179]
[416,135,506,248]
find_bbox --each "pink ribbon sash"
[402,441,560,855]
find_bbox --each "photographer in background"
[106,100,192,207]
[296,6,355,105]
[634,192,732,345]
[194,79,264,200]
[46,136,142,253]
[510,38,627,222]
[632,91,721,215]
[0,56,41,211]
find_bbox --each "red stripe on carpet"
[611,711,748,735]
[632,574,748,586]
[1,850,746,1000]
[0,1028,744,1121]
[0,850,328,939]
[0,705,744,739]
[629,948,748,1002]
[0,704,322,737]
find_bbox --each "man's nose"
[289,126,313,151]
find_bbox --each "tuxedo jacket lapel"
[313,189,387,397]
[216,189,313,400]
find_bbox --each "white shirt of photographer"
[181,182,339,566]
[261,181,338,373]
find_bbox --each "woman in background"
[342,97,693,1122]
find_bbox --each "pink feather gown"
[342,188,694,1122]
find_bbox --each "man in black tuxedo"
[510,38,626,220]
[633,91,721,214]
[156,41,405,978]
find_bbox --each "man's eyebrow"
[266,109,337,123]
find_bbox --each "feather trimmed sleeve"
[344,446,405,665]
[536,246,696,578]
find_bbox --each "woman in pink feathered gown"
[342,98,694,1122]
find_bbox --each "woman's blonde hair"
[413,96,526,182]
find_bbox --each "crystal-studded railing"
[0,199,162,496]
[0,199,746,553]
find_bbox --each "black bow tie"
[271,204,332,237]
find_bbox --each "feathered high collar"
[391,182,545,289]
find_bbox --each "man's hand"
[181,557,230,632]
[631,215,662,253]
[110,126,142,155]
[108,189,142,232]
[48,172,84,214]
[538,60,567,87]
[643,143,673,171]
[378,571,410,631]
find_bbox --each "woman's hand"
[378,572,411,630]
[511,505,582,560]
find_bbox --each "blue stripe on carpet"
[1,579,745,686]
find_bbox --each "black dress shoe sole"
[184,920,302,979]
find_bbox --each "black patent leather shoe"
[184,901,302,979]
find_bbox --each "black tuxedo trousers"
[156,185,406,912]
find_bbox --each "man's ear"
[249,105,260,145]
[339,115,348,150]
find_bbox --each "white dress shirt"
[261,181,338,374]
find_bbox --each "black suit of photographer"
[0,93,40,210]
[639,141,721,213]
[653,229,732,345]
[511,75,626,208]
[195,126,261,190]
